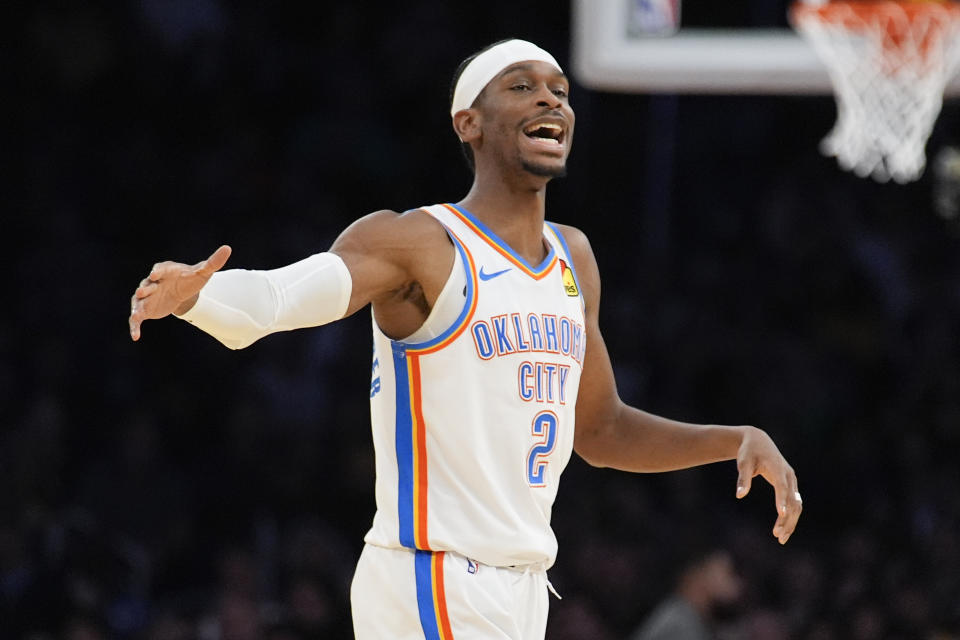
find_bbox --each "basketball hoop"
[790,0,960,183]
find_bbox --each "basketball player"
[128,39,802,639]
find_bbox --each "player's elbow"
[576,448,611,468]
[217,335,259,350]
[573,419,617,468]
[573,398,627,468]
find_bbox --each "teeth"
[524,122,563,135]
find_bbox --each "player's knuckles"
[150,261,178,277]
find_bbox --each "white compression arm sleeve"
[175,252,352,349]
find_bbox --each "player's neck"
[458,176,549,265]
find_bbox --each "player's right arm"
[128,209,450,347]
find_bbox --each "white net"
[791,1,960,183]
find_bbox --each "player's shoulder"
[397,206,448,231]
[547,222,595,264]
[548,222,589,244]
[397,207,453,252]
[347,207,449,249]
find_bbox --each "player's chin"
[521,158,568,179]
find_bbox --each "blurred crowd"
[7,2,960,638]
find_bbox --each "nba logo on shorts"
[466,558,479,575]
[628,0,681,37]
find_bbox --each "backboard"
[571,0,960,95]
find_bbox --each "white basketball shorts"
[350,543,551,639]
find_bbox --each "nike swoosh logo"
[478,266,512,281]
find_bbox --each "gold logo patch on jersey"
[559,259,579,297]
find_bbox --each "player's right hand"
[129,245,232,341]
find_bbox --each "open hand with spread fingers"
[735,426,803,545]
[128,245,232,341]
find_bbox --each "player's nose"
[534,85,562,110]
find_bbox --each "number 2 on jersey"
[527,410,558,487]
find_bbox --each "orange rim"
[791,0,960,67]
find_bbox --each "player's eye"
[552,87,568,97]
[512,83,531,91]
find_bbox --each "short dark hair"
[449,39,516,173]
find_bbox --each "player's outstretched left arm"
[556,224,802,545]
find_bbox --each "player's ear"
[453,108,482,145]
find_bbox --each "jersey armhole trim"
[398,226,478,354]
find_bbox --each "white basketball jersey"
[364,203,586,568]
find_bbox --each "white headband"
[450,39,562,117]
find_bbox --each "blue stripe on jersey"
[415,550,442,640]
[546,221,584,304]
[448,202,556,274]
[393,345,415,549]
[402,229,475,351]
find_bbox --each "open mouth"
[522,122,564,146]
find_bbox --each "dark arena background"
[7,1,960,638]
